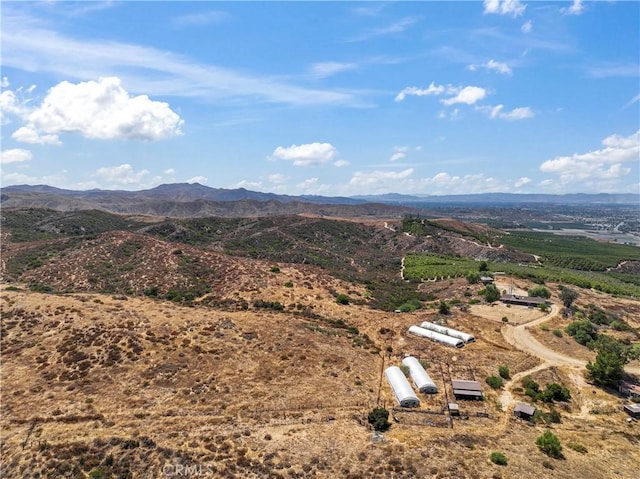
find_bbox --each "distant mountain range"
[1,183,637,218]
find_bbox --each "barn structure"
[408,325,464,348]
[420,321,475,343]
[401,356,438,394]
[500,295,547,307]
[514,402,536,420]
[385,366,420,408]
[451,379,483,400]
[619,381,640,399]
[624,403,640,419]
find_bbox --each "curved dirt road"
[501,304,640,374]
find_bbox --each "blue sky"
[1,0,638,196]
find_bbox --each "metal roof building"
[500,295,547,307]
[514,402,536,419]
[385,366,420,408]
[402,356,438,394]
[451,379,483,400]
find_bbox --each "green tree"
[438,300,450,315]
[528,286,551,299]
[586,336,632,387]
[478,261,489,272]
[486,375,504,389]
[484,283,501,303]
[466,272,481,284]
[565,320,597,346]
[498,365,510,380]
[367,407,391,432]
[536,430,562,458]
[559,287,578,308]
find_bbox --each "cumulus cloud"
[389,145,421,161]
[483,0,526,17]
[334,159,350,167]
[521,20,533,33]
[186,176,208,184]
[395,83,446,102]
[94,164,150,185]
[163,168,176,175]
[442,86,487,106]
[309,62,357,79]
[1,77,9,88]
[483,104,534,120]
[271,142,337,167]
[0,148,33,164]
[467,60,512,75]
[540,130,639,187]
[11,126,61,145]
[562,0,584,15]
[514,177,531,188]
[23,77,183,142]
[396,83,486,106]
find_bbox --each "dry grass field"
[2,269,639,478]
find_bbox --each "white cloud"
[442,86,487,106]
[95,164,149,185]
[24,77,183,142]
[540,130,639,187]
[1,77,9,88]
[271,142,337,167]
[173,10,229,28]
[309,62,357,79]
[514,177,531,188]
[390,152,406,162]
[268,173,289,184]
[562,0,584,15]
[348,16,419,42]
[234,179,263,190]
[1,11,366,108]
[396,83,486,106]
[483,104,534,120]
[588,63,640,78]
[483,0,526,17]
[622,94,640,110]
[468,60,512,75]
[186,176,208,184]
[0,148,33,164]
[349,168,415,189]
[163,168,176,175]
[0,88,30,124]
[334,159,350,167]
[11,126,61,145]
[395,83,446,102]
[521,20,533,33]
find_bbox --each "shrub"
[336,294,350,305]
[552,329,563,338]
[536,430,562,458]
[528,286,551,299]
[367,407,391,432]
[438,301,450,315]
[490,452,508,466]
[565,320,597,346]
[466,272,481,284]
[270,266,281,273]
[400,365,410,377]
[284,281,293,288]
[486,376,504,389]
[498,365,510,380]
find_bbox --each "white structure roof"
[385,366,420,408]
[408,325,464,348]
[420,321,475,343]
[402,356,438,394]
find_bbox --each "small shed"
[448,403,460,416]
[619,381,640,399]
[480,276,494,284]
[514,402,536,420]
[451,379,483,400]
[624,403,640,419]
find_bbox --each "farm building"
[408,325,464,348]
[500,295,547,307]
[480,276,494,284]
[402,356,438,394]
[619,381,640,399]
[448,403,460,416]
[420,321,475,343]
[514,402,536,420]
[451,379,483,400]
[385,366,420,408]
[624,404,640,419]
